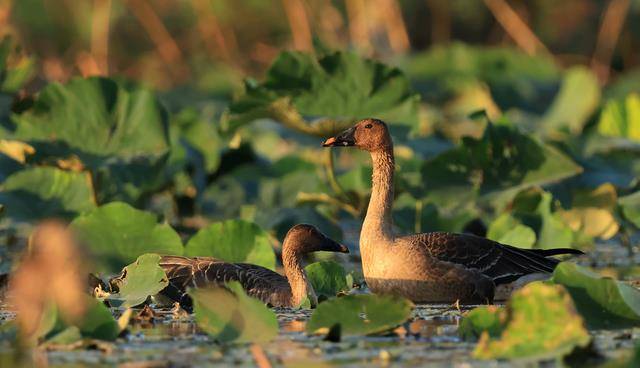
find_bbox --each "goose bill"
[322,127,356,147]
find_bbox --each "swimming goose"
[322,118,583,303]
[155,224,348,310]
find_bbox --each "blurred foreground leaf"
[306,294,412,336]
[228,51,419,136]
[0,167,95,222]
[468,282,590,360]
[70,202,183,273]
[550,262,640,329]
[487,214,536,248]
[305,261,350,300]
[190,281,278,343]
[108,254,169,308]
[184,219,275,270]
[597,94,640,141]
[619,191,640,228]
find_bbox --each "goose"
[155,224,348,310]
[322,118,583,303]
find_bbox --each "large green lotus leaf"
[597,94,640,141]
[306,294,413,336]
[472,282,590,360]
[487,214,536,248]
[171,107,222,173]
[190,281,278,343]
[422,123,582,207]
[619,191,640,228]
[550,262,640,329]
[228,51,419,136]
[70,202,183,273]
[0,167,96,222]
[304,261,350,300]
[184,219,275,270]
[10,77,171,203]
[108,254,169,308]
[541,66,600,135]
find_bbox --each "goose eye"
[365,124,373,129]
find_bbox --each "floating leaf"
[228,51,419,136]
[550,262,640,329]
[184,219,275,271]
[487,214,536,248]
[190,282,278,343]
[10,77,172,203]
[597,94,640,141]
[541,66,600,135]
[459,305,503,341]
[472,282,590,360]
[108,254,169,308]
[70,202,183,273]
[0,167,95,222]
[306,294,413,336]
[304,261,350,300]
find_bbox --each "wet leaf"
[597,94,640,141]
[108,254,169,308]
[306,294,413,336]
[472,282,590,360]
[304,261,350,300]
[190,282,278,343]
[0,167,96,222]
[70,202,183,273]
[228,51,419,136]
[487,214,536,248]
[184,219,275,271]
[550,262,640,329]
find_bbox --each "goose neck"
[282,245,314,307]
[363,146,395,241]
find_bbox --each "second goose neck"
[282,244,313,307]
[363,146,395,241]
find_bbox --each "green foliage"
[458,305,503,340]
[304,261,350,299]
[597,94,640,141]
[0,166,96,222]
[228,51,420,136]
[550,262,640,329]
[0,36,35,93]
[541,66,601,135]
[487,214,536,248]
[306,294,413,336]
[422,123,582,208]
[468,282,590,360]
[108,254,169,308]
[619,191,640,228]
[70,202,183,273]
[184,219,275,270]
[9,77,172,203]
[190,281,278,343]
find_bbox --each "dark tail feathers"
[530,248,585,257]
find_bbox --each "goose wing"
[158,256,288,306]
[408,232,582,285]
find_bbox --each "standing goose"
[322,118,583,303]
[156,224,348,310]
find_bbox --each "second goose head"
[322,118,392,152]
[283,224,349,255]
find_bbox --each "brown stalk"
[426,0,451,43]
[483,0,549,55]
[345,0,372,51]
[591,0,631,85]
[192,0,233,63]
[380,0,410,53]
[90,0,111,75]
[125,0,189,80]
[281,0,313,51]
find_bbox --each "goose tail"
[530,248,585,257]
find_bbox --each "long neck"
[282,244,315,307]
[363,146,395,241]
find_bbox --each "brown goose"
[157,224,348,310]
[322,118,583,303]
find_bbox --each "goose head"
[322,118,391,152]
[283,224,349,255]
